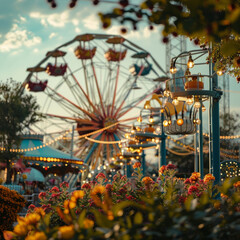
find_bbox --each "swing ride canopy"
[20,135,83,166]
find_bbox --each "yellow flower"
[72,190,85,200]
[203,173,215,183]
[25,232,47,240]
[25,213,41,225]
[33,207,45,217]
[69,201,76,209]
[83,219,94,229]
[91,185,105,197]
[58,225,75,239]
[14,223,28,236]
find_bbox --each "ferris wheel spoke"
[47,85,99,121]
[117,90,155,119]
[65,62,102,115]
[90,60,106,117]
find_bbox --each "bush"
[0,185,26,239]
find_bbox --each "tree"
[0,79,42,183]
[46,0,240,81]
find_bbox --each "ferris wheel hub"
[103,117,118,133]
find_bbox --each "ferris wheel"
[23,33,166,169]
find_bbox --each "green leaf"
[221,40,240,57]
[134,212,143,225]
[78,209,86,228]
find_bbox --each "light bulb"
[149,114,154,123]
[172,98,179,105]
[195,119,201,125]
[202,105,206,112]
[168,120,172,125]
[163,120,169,127]
[217,69,224,76]
[177,118,184,126]
[137,116,142,122]
[187,54,194,68]
[194,101,201,109]
[170,61,177,74]
[186,98,193,105]
[144,100,151,109]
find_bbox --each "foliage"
[0,185,26,237]
[5,164,240,239]
[46,0,240,79]
[0,79,42,183]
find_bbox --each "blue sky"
[0,0,239,130]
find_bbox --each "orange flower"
[58,225,75,239]
[25,213,41,226]
[91,185,105,196]
[233,181,240,188]
[203,173,215,183]
[83,219,94,229]
[190,172,201,182]
[25,232,47,240]
[133,162,141,169]
[142,177,153,185]
[159,165,166,174]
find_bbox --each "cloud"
[0,23,41,52]
[75,27,81,33]
[30,11,71,28]
[82,14,100,30]
[49,32,57,39]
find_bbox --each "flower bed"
[4,164,240,240]
[0,185,26,238]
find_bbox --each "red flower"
[60,181,69,189]
[188,185,199,195]
[96,173,106,179]
[38,192,47,199]
[28,204,35,209]
[178,196,187,204]
[106,184,113,191]
[126,195,135,200]
[50,186,60,192]
[166,164,177,170]
[184,178,191,184]
[82,183,91,189]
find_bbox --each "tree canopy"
[0,79,42,182]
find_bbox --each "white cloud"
[72,19,79,26]
[83,14,100,30]
[0,24,41,52]
[19,16,26,22]
[33,48,39,53]
[49,32,57,39]
[30,11,70,28]
[75,27,81,33]
[0,34,2,38]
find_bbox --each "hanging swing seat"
[26,80,48,92]
[46,50,66,58]
[129,64,152,76]
[184,75,204,90]
[104,49,127,62]
[74,46,97,59]
[46,63,67,76]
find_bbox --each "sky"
[0,0,239,165]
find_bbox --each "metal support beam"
[199,99,204,177]
[141,150,146,176]
[212,73,221,184]
[160,111,166,166]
